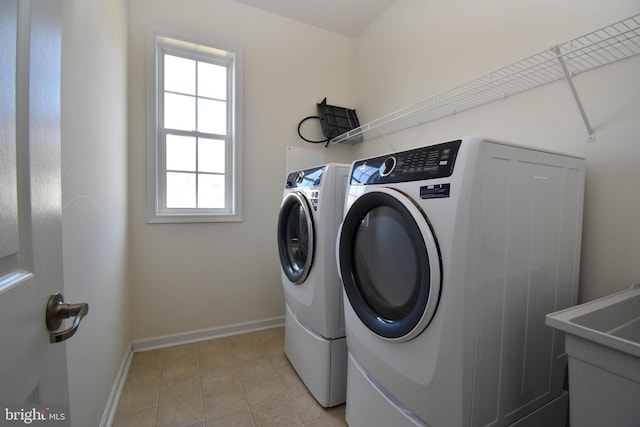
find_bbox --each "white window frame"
[146,29,243,223]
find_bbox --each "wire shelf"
[330,13,640,145]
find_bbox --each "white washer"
[337,136,585,427]
[277,163,350,407]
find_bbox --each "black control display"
[350,139,462,185]
[285,165,326,188]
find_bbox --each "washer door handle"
[45,293,89,343]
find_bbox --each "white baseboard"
[99,343,133,427]
[131,315,285,352]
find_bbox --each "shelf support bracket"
[553,46,596,142]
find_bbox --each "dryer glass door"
[338,188,441,341]
[278,192,315,285]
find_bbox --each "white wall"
[128,0,355,340]
[354,0,640,302]
[61,0,130,425]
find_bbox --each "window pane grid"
[164,171,226,209]
[162,52,228,210]
[163,131,228,209]
[163,55,228,136]
[150,33,240,222]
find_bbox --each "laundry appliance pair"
[277,136,585,427]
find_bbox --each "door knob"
[45,293,89,343]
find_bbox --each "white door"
[0,0,73,419]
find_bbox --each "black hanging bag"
[297,98,362,144]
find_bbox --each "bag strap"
[297,116,329,144]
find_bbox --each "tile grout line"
[152,351,161,427]
[195,343,204,427]
[233,338,256,427]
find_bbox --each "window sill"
[146,212,243,224]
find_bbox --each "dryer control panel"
[350,139,462,185]
[285,165,325,188]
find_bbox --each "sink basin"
[546,283,640,427]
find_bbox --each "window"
[147,30,242,222]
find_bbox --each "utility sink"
[546,283,640,427]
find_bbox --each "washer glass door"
[339,188,441,341]
[278,192,315,285]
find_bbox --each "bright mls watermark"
[1,406,68,426]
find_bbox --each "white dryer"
[277,163,350,407]
[337,137,585,427]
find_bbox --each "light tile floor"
[113,326,347,427]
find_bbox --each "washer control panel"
[351,139,461,185]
